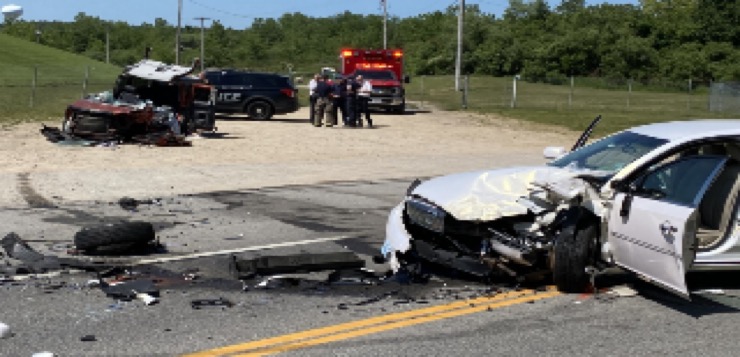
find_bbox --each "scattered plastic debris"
[606,284,638,297]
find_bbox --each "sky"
[3,0,640,30]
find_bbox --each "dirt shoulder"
[0,105,575,207]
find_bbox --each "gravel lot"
[0,105,574,207]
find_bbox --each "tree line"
[1,0,738,83]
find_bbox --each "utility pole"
[195,17,210,73]
[455,0,464,91]
[176,0,182,65]
[381,0,387,49]
[105,27,110,64]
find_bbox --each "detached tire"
[246,101,273,120]
[74,221,155,252]
[552,212,599,293]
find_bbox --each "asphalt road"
[2,177,740,356]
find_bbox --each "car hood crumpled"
[411,166,573,221]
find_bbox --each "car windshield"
[548,131,668,173]
[354,70,397,80]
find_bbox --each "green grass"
[0,33,122,124]
[406,75,735,136]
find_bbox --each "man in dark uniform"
[344,76,359,127]
[313,75,334,127]
[332,77,348,126]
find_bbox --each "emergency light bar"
[341,49,403,58]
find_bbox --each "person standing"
[332,77,348,126]
[313,75,334,127]
[308,73,320,125]
[344,76,359,127]
[356,74,373,128]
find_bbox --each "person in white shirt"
[308,73,320,125]
[356,75,373,128]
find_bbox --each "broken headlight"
[406,198,446,233]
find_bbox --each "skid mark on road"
[183,287,561,357]
[17,172,56,208]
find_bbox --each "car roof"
[124,59,194,82]
[628,119,740,142]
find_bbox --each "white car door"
[608,156,728,298]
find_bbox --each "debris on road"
[100,278,159,301]
[0,321,12,339]
[73,221,156,255]
[230,251,365,279]
[1,232,102,274]
[31,352,55,357]
[118,197,161,211]
[191,297,234,310]
[80,334,97,342]
[606,284,639,298]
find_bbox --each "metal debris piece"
[80,335,97,342]
[100,279,159,300]
[254,276,303,289]
[231,251,365,278]
[0,321,12,339]
[191,297,234,310]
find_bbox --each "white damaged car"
[381,118,740,298]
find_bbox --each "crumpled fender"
[381,203,410,271]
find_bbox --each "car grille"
[372,87,398,96]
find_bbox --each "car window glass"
[204,73,220,84]
[636,156,726,206]
[222,74,245,86]
[549,131,668,173]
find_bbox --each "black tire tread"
[552,215,598,293]
[247,101,273,120]
[74,221,155,251]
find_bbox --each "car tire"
[73,221,155,252]
[246,101,273,120]
[552,214,598,293]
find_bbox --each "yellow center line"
[238,288,561,357]
[183,287,560,357]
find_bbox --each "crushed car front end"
[381,120,673,286]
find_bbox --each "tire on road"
[246,101,273,120]
[74,221,155,253]
[551,209,599,293]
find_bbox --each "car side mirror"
[404,75,410,84]
[543,146,567,160]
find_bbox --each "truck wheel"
[552,218,598,293]
[393,104,405,114]
[246,101,273,120]
[74,221,155,253]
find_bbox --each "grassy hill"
[0,33,122,123]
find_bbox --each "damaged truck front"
[382,117,740,296]
[61,59,216,142]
